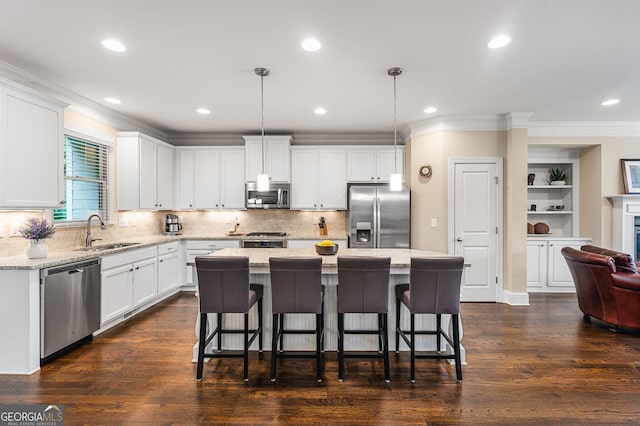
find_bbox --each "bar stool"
[195,256,263,382]
[337,256,391,382]
[395,256,464,383]
[269,257,324,383]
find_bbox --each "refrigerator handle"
[375,196,381,248]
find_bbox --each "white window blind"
[54,135,110,223]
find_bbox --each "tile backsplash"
[0,210,346,257]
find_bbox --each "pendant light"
[255,67,270,191]
[388,67,403,191]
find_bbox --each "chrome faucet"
[86,214,107,247]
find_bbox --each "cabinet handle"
[159,259,163,263]
[320,204,323,207]
[129,268,134,272]
[208,244,217,248]
[159,204,162,207]
[370,177,374,180]
[59,200,65,205]
[135,266,140,270]
[221,204,225,207]
[189,204,193,207]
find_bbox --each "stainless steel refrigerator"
[347,184,410,248]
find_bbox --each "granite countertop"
[189,247,449,268]
[0,233,348,270]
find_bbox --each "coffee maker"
[165,214,182,235]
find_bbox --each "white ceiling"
[0,0,638,135]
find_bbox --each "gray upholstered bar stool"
[269,257,324,383]
[395,256,464,383]
[195,256,263,382]
[337,256,391,382]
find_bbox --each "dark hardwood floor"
[2,292,640,425]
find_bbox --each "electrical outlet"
[9,223,19,236]
[129,216,137,227]
[431,218,437,228]
[313,217,319,225]
[118,216,128,227]
[225,216,232,224]
[0,222,4,238]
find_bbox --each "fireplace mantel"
[606,195,640,256]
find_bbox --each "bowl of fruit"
[315,239,339,255]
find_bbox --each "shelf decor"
[548,168,567,186]
[17,217,56,259]
[621,159,640,194]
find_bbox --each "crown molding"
[0,59,168,141]
[409,114,508,137]
[528,121,640,137]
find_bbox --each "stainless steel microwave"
[246,182,290,209]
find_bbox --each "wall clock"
[419,164,432,178]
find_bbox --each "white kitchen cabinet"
[117,132,174,210]
[100,246,158,325]
[243,135,291,182]
[527,238,591,292]
[101,263,133,325]
[184,240,240,286]
[158,242,181,295]
[346,146,404,183]
[176,147,244,210]
[291,147,347,210]
[177,150,195,209]
[0,78,66,208]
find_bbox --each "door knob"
[456,237,463,242]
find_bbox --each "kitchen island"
[190,248,466,364]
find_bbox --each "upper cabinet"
[243,135,291,182]
[346,146,404,183]
[117,132,174,210]
[0,78,67,208]
[527,149,579,238]
[175,147,245,210]
[291,147,347,210]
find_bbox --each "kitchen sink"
[74,242,141,252]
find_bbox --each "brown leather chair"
[337,256,391,383]
[561,246,640,331]
[269,257,324,382]
[395,257,464,383]
[195,256,263,382]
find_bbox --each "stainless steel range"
[241,232,288,248]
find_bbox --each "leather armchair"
[561,246,640,331]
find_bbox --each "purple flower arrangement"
[17,217,56,241]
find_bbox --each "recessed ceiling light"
[314,107,327,115]
[105,97,121,104]
[196,108,211,115]
[601,98,620,106]
[487,35,511,49]
[423,106,437,114]
[101,39,127,52]
[302,37,321,52]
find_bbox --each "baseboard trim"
[502,290,530,306]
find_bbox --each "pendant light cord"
[393,73,397,174]
[261,72,265,175]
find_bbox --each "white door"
[451,160,502,302]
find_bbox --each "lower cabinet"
[184,240,241,286]
[527,238,591,292]
[157,242,181,295]
[100,246,158,325]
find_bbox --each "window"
[54,135,110,223]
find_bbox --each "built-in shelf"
[527,185,573,189]
[528,211,573,215]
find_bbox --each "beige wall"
[407,130,507,252]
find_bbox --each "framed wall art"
[621,159,640,194]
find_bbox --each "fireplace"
[607,195,640,259]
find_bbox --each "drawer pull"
[464,263,472,268]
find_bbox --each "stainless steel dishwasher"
[41,258,101,363]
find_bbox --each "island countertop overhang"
[187,247,450,270]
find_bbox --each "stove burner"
[245,231,287,237]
